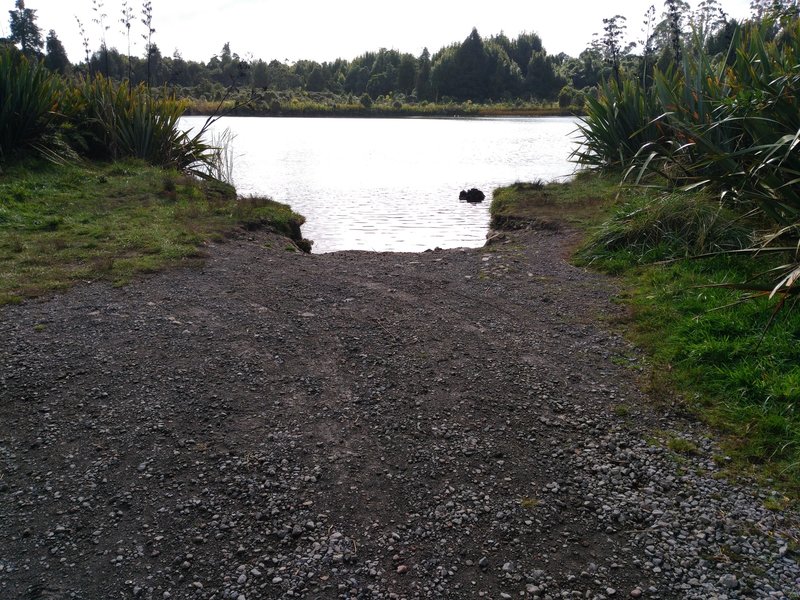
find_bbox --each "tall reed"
[201,128,237,185]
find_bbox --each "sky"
[2,0,754,65]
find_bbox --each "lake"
[181,116,581,253]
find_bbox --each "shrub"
[0,47,61,161]
[70,76,214,174]
[574,19,800,304]
[558,86,573,108]
[571,77,661,171]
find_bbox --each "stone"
[459,188,486,203]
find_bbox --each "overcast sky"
[2,0,753,64]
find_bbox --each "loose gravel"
[1,229,797,600]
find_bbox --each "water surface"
[181,116,580,253]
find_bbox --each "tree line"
[3,0,793,107]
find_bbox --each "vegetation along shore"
[490,1,800,492]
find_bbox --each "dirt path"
[1,229,797,600]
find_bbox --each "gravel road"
[1,228,797,600]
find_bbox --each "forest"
[1,0,748,111]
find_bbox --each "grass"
[764,495,793,512]
[559,18,800,492]
[489,171,620,231]
[667,436,700,456]
[613,404,631,417]
[0,159,305,304]
[577,193,755,275]
[614,253,800,489]
[491,174,800,494]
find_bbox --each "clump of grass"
[511,179,546,192]
[763,495,793,512]
[613,404,631,418]
[201,127,237,185]
[571,76,661,172]
[161,175,178,201]
[69,76,215,175]
[667,436,700,455]
[579,192,753,270]
[574,20,800,311]
[0,53,219,177]
[233,196,309,250]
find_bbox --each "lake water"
[181,116,581,253]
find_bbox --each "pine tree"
[44,29,70,74]
[8,0,43,57]
[415,48,432,101]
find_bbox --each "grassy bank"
[491,175,800,495]
[0,160,307,305]
[489,172,619,231]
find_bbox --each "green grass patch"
[490,171,622,231]
[763,495,794,512]
[576,192,754,274]
[577,188,800,492]
[621,255,800,488]
[0,159,305,303]
[613,404,631,417]
[667,436,700,456]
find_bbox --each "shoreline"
[182,106,584,119]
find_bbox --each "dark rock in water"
[459,188,485,203]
